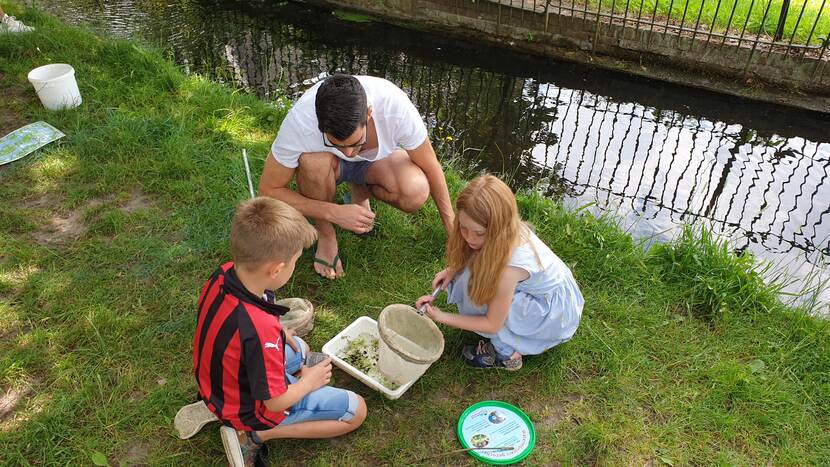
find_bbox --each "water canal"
[45,0,830,309]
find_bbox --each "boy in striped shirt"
[193,197,367,466]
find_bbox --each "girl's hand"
[424,303,442,322]
[416,295,443,323]
[432,268,455,291]
[415,294,434,310]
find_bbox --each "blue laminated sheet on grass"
[0,121,64,166]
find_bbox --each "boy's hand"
[284,328,299,352]
[299,358,332,391]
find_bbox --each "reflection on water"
[45,0,830,309]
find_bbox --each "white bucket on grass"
[27,64,82,110]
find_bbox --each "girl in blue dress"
[416,175,583,370]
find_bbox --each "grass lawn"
[2,4,830,466]
[585,0,830,46]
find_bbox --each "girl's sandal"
[462,340,523,371]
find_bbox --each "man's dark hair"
[315,74,368,141]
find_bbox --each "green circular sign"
[457,400,536,465]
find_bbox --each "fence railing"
[475,0,829,57]
[408,0,830,88]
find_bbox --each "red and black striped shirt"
[193,262,290,431]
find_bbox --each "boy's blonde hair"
[230,197,317,270]
[447,175,521,306]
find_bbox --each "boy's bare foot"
[313,233,344,279]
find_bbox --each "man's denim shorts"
[336,159,373,186]
[279,336,359,425]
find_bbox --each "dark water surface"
[44,0,830,309]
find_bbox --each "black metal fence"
[425,0,830,85]
[472,0,829,55]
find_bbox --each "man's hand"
[441,212,456,234]
[330,203,375,233]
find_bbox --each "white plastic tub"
[322,316,431,400]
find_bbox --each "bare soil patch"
[119,187,152,213]
[0,73,36,138]
[30,196,106,245]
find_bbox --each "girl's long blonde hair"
[447,175,521,306]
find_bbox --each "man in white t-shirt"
[259,74,454,279]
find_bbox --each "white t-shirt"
[270,76,428,168]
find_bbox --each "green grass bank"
[2,4,830,465]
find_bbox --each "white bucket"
[27,64,82,110]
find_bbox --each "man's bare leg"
[349,183,373,231]
[364,150,430,213]
[296,152,344,279]
[349,183,371,209]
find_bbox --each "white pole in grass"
[242,149,255,199]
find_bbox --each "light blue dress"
[446,228,583,358]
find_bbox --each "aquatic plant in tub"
[322,308,444,400]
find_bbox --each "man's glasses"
[322,130,367,150]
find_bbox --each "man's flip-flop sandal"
[174,400,219,439]
[313,254,343,278]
